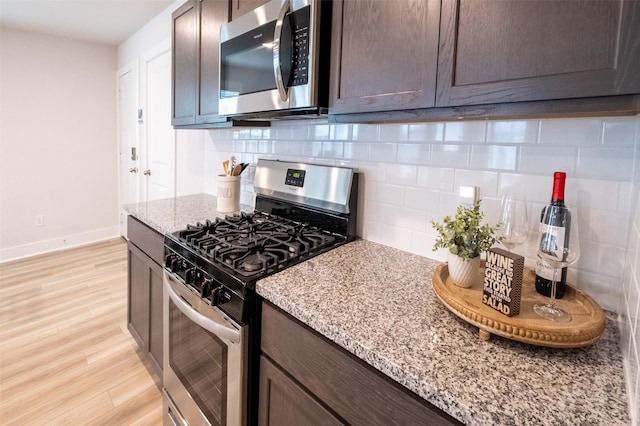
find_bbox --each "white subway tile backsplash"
[577,147,635,180]
[576,269,622,311]
[470,145,518,170]
[385,163,418,186]
[204,115,640,334]
[375,183,406,205]
[453,170,499,198]
[379,123,409,141]
[569,177,621,211]
[395,207,429,232]
[411,230,437,258]
[330,124,351,140]
[583,209,629,246]
[397,143,430,164]
[344,141,369,160]
[431,144,470,167]
[603,117,639,146]
[404,187,440,211]
[579,240,625,279]
[538,117,602,145]
[352,124,378,140]
[369,142,398,162]
[497,173,550,201]
[364,200,395,224]
[357,161,387,182]
[409,123,444,142]
[320,141,344,159]
[518,146,578,175]
[417,167,455,191]
[313,124,330,140]
[486,120,539,143]
[444,121,486,142]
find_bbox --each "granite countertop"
[257,239,630,426]
[125,194,629,425]
[123,193,253,234]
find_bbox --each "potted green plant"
[431,200,500,288]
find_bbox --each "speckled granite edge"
[123,193,253,235]
[256,239,630,426]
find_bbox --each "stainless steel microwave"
[219,0,331,118]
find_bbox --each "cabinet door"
[261,303,462,426]
[437,0,640,107]
[172,0,198,126]
[127,242,150,349]
[329,0,441,114]
[196,0,229,124]
[148,260,164,373]
[259,356,344,426]
[230,0,270,20]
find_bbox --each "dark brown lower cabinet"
[259,356,344,426]
[260,302,462,426]
[127,216,164,375]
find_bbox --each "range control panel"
[285,169,306,187]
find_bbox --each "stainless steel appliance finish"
[219,0,331,118]
[253,159,355,214]
[163,271,246,426]
[162,160,358,425]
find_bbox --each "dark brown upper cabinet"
[172,0,229,128]
[436,0,640,107]
[230,0,269,21]
[329,0,441,114]
[329,0,640,121]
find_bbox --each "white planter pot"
[447,253,480,288]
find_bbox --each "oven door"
[163,271,246,426]
[219,0,316,116]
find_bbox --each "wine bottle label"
[536,258,556,280]
[538,222,566,263]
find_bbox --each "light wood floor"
[0,238,163,425]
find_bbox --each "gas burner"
[170,211,344,279]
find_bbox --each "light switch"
[459,186,479,206]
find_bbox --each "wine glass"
[498,194,529,251]
[534,204,580,322]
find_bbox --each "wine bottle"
[535,172,570,298]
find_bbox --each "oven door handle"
[273,0,290,102]
[163,271,241,345]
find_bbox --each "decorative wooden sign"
[482,248,523,317]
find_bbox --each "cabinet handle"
[143,169,151,176]
[129,167,138,173]
[273,0,290,102]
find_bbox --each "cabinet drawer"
[261,302,461,426]
[127,216,164,265]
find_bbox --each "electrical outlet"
[35,215,44,227]
[459,186,479,206]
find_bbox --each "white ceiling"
[0,0,174,46]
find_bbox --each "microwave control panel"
[290,6,310,87]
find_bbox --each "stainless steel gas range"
[162,159,358,425]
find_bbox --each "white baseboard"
[0,226,122,263]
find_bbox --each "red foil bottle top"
[552,171,566,202]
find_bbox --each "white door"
[141,41,175,201]
[117,63,139,236]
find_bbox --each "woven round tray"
[431,263,606,348]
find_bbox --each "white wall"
[0,27,119,261]
[116,0,207,200]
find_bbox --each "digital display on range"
[285,169,306,187]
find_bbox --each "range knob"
[185,268,196,285]
[200,279,212,298]
[164,253,175,269]
[212,287,232,306]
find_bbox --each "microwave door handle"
[273,0,290,102]
[163,271,241,345]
